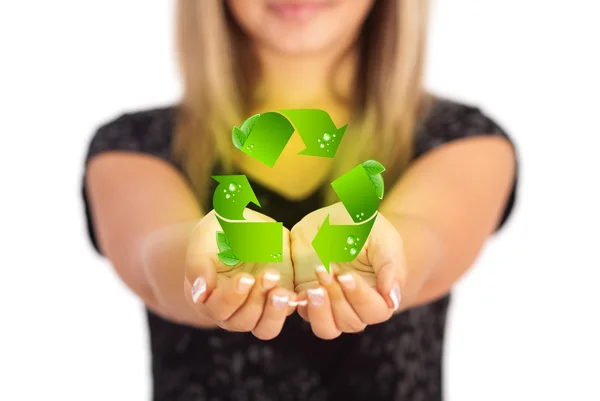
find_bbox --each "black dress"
[81,98,518,401]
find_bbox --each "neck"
[252,44,359,109]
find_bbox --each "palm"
[291,203,378,293]
[200,209,294,290]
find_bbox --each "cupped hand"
[184,208,297,340]
[290,202,406,339]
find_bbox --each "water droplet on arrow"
[225,194,231,199]
[228,183,238,192]
[346,235,357,245]
[349,247,358,255]
[323,132,332,141]
[320,143,325,149]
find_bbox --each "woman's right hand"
[183,208,297,340]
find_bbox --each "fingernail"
[237,276,255,293]
[337,273,356,291]
[191,276,206,303]
[390,283,401,310]
[307,287,325,306]
[262,272,280,290]
[288,300,308,307]
[315,264,333,284]
[271,294,289,310]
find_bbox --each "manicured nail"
[307,287,325,306]
[271,294,289,310]
[237,276,255,293]
[288,300,308,307]
[337,273,356,291]
[315,264,333,284]
[262,272,280,290]
[191,276,206,303]
[390,283,401,310]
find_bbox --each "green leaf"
[217,250,240,266]
[368,173,385,200]
[240,114,260,135]
[362,159,386,175]
[216,231,232,252]
[232,127,247,150]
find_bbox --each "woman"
[82,0,518,400]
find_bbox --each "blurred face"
[226,0,375,55]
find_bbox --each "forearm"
[138,220,219,328]
[380,137,516,312]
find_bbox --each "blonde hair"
[173,0,431,210]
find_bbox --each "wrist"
[387,214,444,313]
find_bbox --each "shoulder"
[86,105,178,164]
[413,97,512,160]
[412,96,518,232]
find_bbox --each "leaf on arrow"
[217,249,240,266]
[240,113,260,135]
[232,127,248,150]
[216,231,232,252]
[368,173,385,200]
[362,159,386,175]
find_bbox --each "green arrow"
[312,213,378,273]
[212,175,260,221]
[233,112,295,167]
[277,109,347,157]
[330,160,385,224]
[216,216,283,263]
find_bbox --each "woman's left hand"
[290,202,407,339]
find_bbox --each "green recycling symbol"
[212,109,385,273]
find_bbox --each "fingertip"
[190,275,208,304]
[336,271,357,292]
[307,286,326,308]
[261,270,281,291]
[389,282,401,311]
[289,290,308,308]
[234,273,256,294]
[290,290,308,319]
[185,254,218,293]
[314,264,334,286]
[270,292,290,311]
[285,291,298,315]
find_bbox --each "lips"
[267,1,331,20]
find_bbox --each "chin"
[263,35,338,55]
[227,0,371,56]
[258,20,348,55]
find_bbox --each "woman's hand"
[184,208,297,340]
[290,203,406,339]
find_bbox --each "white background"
[1,1,599,400]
